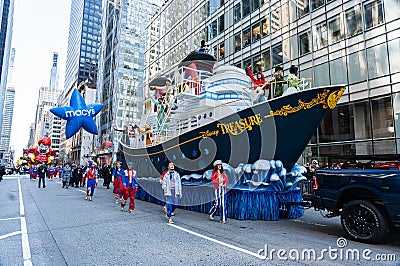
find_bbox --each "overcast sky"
[10,0,70,158]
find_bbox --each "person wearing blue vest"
[121,162,139,213]
[112,161,125,204]
[162,162,182,224]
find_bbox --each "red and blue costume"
[85,163,98,201]
[112,166,125,203]
[121,167,139,212]
[29,167,37,179]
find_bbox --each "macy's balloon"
[50,88,103,139]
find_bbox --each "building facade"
[33,87,61,145]
[96,0,161,163]
[0,85,15,166]
[61,0,102,164]
[0,0,14,138]
[49,52,60,90]
[145,0,400,165]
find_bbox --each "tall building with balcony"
[145,0,400,165]
[0,0,15,138]
[61,0,102,164]
[96,0,161,163]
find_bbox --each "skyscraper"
[60,0,102,163]
[49,52,59,89]
[96,0,161,162]
[0,0,15,138]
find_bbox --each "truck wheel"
[341,200,390,244]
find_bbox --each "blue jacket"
[122,169,138,189]
[112,168,125,179]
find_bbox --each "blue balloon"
[50,88,103,139]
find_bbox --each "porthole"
[209,112,212,117]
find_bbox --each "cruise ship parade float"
[117,51,346,221]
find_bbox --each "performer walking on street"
[209,160,229,223]
[85,161,98,201]
[162,162,182,224]
[62,163,72,188]
[112,161,125,203]
[37,162,47,188]
[121,162,139,213]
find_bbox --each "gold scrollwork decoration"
[327,87,346,109]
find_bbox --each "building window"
[298,31,311,56]
[330,57,347,84]
[313,63,329,87]
[234,33,241,52]
[252,23,261,43]
[233,3,241,23]
[328,15,344,44]
[311,0,324,10]
[364,0,384,30]
[345,5,363,37]
[262,49,271,71]
[271,6,282,33]
[219,42,225,61]
[348,51,367,84]
[251,0,260,12]
[218,14,225,34]
[393,93,400,140]
[371,96,394,139]
[366,43,389,79]
[243,0,251,17]
[208,20,218,40]
[384,0,400,22]
[312,22,328,50]
[388,38,400,73]
[261,17,269,37]
[272,42,283,66]
[318,104,355,143]
[243,57,251,69]
[243,27,251,47]
[252,53,262,72]
[297,0,309,17]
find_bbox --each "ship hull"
[118,85,345,176]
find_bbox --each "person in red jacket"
[209,160,229,223]
[245,65,271,102]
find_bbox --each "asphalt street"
[0,174,399,266]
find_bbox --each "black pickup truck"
[309,169,400,243]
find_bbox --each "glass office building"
[96,0,161,161]
[61,0,102,163]
[145,0,400,165]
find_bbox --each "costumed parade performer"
[85,161,98,201]
[209,160,228,223]
[162,162,182,224]
[246,64,270,102]
[120,162,139,213]
[29,165,37,180]
[112,161,125,203]
[27,137,57,165]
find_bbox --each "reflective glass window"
[345,4,363,37]
[312,22,328,50]
[261,17,270,37]
[388,38,400,73]
[393,93,400,140]
[384,0,400,22]
[243,27,251,47]
[272,42,283,66]
[330,57,347,85]
[252,23,261,43]
[234,33,241,52]
[252,53,262,72]
[298,31,311,56]
[313,63,329,87]
[262,49,271,70]
[234,3,241,23]
[271,6,281,33]
[218,14,225,33]
[366,43,389,79]
[371,96,394,139]
[328,15,344,44]
[348,51,367,84]
[318,104,355,143]
[311,0,324,10]
[374,140,396,154]
[252,0,260,12]
[243,0,251,17]
[364,0,384,30]
[297,0,309,17]
[219,42,225,61]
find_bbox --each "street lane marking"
[18,177,25,216]
[0,230,22,240]
[18,176,33,266]
[0,217,21,221]
[168,223,261,259]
